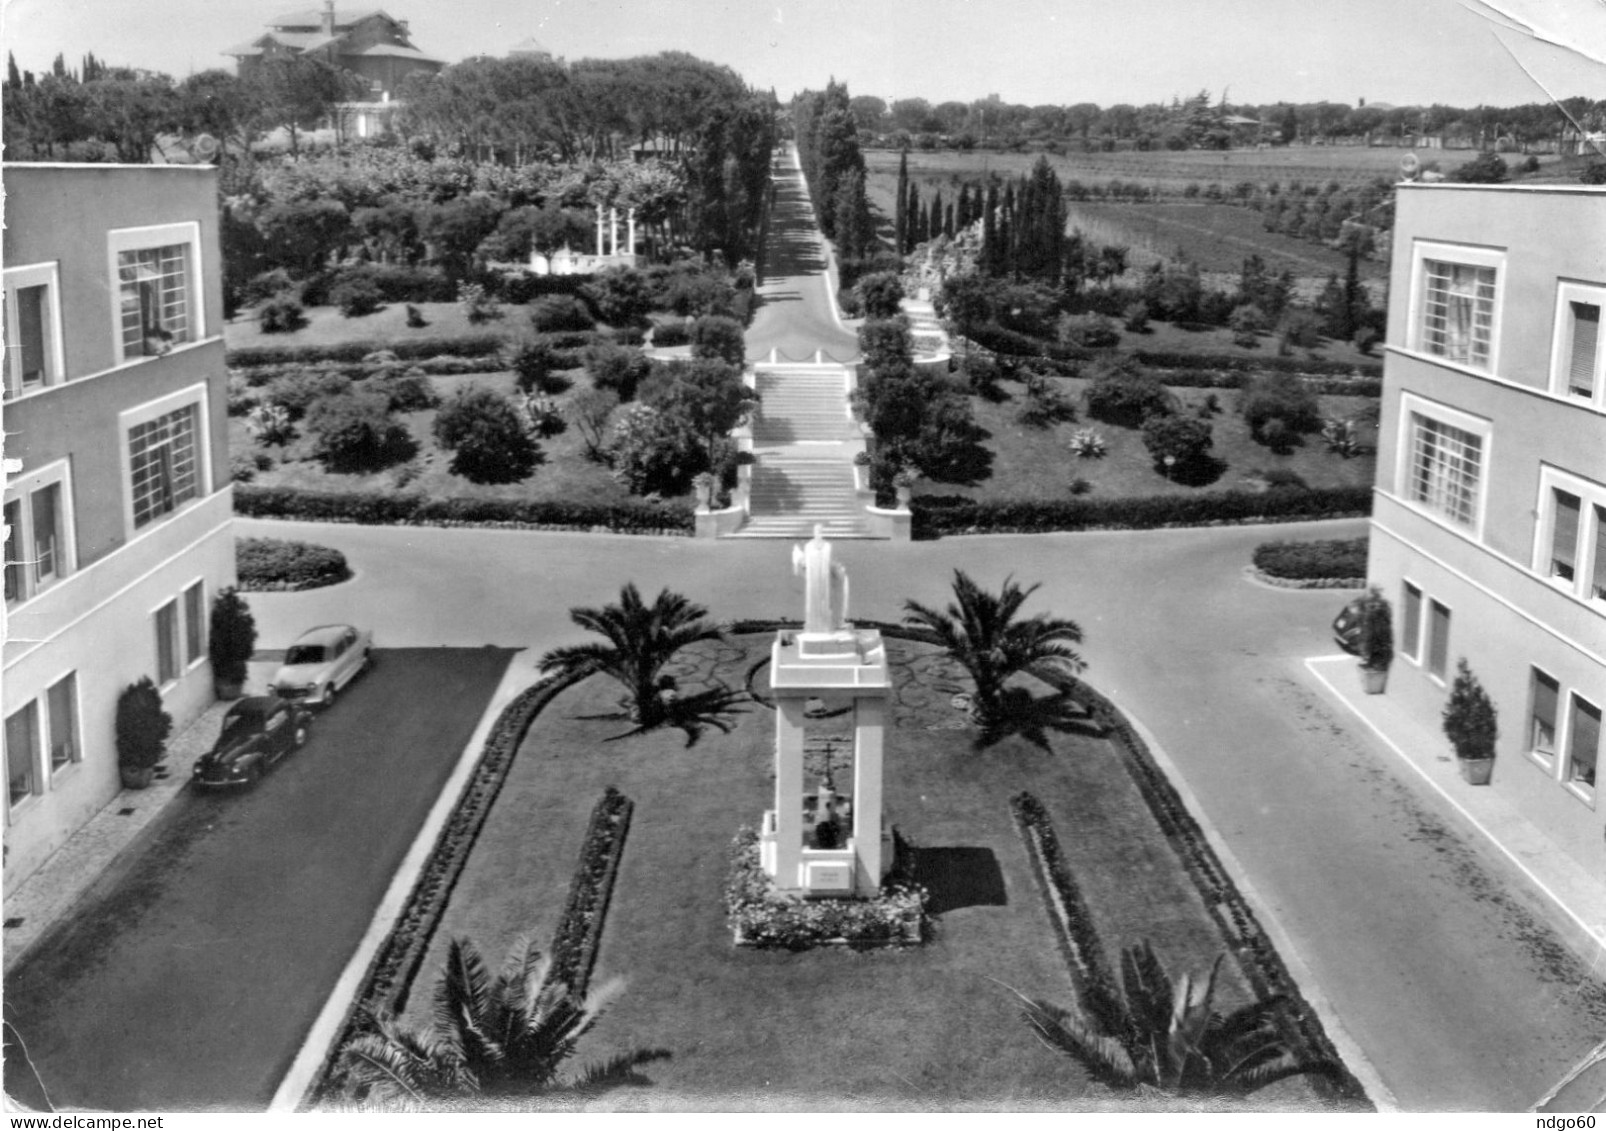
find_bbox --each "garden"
[313,579,1366,1111]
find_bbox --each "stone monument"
[761,528,891,897]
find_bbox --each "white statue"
[793,524,849,634]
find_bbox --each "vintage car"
[271,624,373,707]
[192,696,309,788]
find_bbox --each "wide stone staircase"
[730,364,874,539]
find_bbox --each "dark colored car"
[1332,596,1365,656]
[192,696,310,788]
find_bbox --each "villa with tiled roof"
[224,2,443,101]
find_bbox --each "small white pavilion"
[760,527,892,897]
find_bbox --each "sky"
[1,0,1603,110]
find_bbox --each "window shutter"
[1594,506,1606,599]
[1532,673,1558,731]
[1552,490,1581,576]
[1571,302,1600,396]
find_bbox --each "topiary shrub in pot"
[1443,658,1498,785]
[116,678,172,790]
[1356,586,1393,694]
[210,587,258,698]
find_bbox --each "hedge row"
[231,354,503,386]
[547,787,634,997]
[226,333,508,368]
[1252,536,1369,581]
[233,485,695,535]
[1132,349,1383,379]
[1045,669,1369,1106]
[235,536,351,591]
[911,485,1373,538]
[311,671,572,1102]
[1010,791,1126,1035]
[965,321,1093,362]
[1133,368,1380,397]
[725,825,925,949]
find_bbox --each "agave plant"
[1013,939,1333,1096]
[903,570,1085,731]
[339,934,667,1105]
[539,584,724,728]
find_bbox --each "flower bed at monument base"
[725,826,926,949]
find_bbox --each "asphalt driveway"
[3,647,514,1112]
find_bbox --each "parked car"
[1332,596,1365,656]
[272,624,373,707]
[192,696,309,788]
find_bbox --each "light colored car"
[272,624,373,708]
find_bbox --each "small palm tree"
[539,584,724,728]
[339,935,667,1105]
[903,570,1085,730]
[1013,939,1333,1096]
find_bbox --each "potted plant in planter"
[1356,587,1393,694]
[115,677,172,790]
[1443,658,1498,785]
[692,471,717,511]
[892,466,917,509]
[209,587,257,699]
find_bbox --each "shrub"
[1321,416,1364,457]
[306,389,415,472]
[1068,428,1107,458]
[1252,537,1368,581]
[258,293,308,334]
[690,315,747,368]
[529,294,595,333]
[1447,151,1508,184]
[1442,659,1499,760]
[208,587,257,688]
[581,266,651,326]
[266,368,350,420]
[1122,302,1151,333]
[246,402,296,446]
[432,386,541,484]
[547,787,634,994]
[1084,362,1177,427]
[1278,309,1323,350]
[405,304,428,328]
[855,271,905,320]
[236,537,351,591]
[584,341,650,401]
[458,281,503,324]
[658,270,737,318]
[227,375,259,417]
[227,334,506,368]
[1241,371,1323,445]
[331,276,383,318]
[1018,373,1077,428]
[507,340,562,394]
[1353,326,1379,356]
[244,269,296,308]
[518,391,566,438]
[1141,414,1214,472]
[651,320,691,348]
[115,678,172,773]
[606,403,701,495]
[363,367,440,412]
[1058,312,1121,349]
[1129,350,1382,380]
[1580,162,1606,186]
[1254,467,1309,491]
[230,452,259,483]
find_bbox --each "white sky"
[1,0,1602,108]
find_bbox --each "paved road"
[4,649,512,1112]
[235,517,1606,1111]
[746,147,861,364]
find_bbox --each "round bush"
[1241,372,1322,444]
[1084,366,1177,428]
[266,368,351,420]
[306,389,415,472]
[236,537,351,591]
[433,386,541,484]
[363,367,440,412]
[332,277,384,318]
[258,294,308,334]
[529,294,596,333]
[1252,537,1368,581]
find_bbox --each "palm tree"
[339,935,668,1105]
[539,583,724,728]
[902,570,1085,730]
[1012,939,1334,1096]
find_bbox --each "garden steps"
[750,365,857,443]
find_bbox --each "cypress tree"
[7,52,21,89]
[957,184,972,231]
[929,189,943,242]
[894,149,908,258]
[905,181,921,252]
[945,201,955,237]
[982,184,1000,275]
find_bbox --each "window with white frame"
[129,404,200,529]
[1565,693,1600,798]
[46,673,79,774]
[1401,581,1423,661]
[1411,243,1503,372]
[1426,599,1451,681]
[1399,395,1489,533]
[2,462,74,607]
[2,262,65,398]
[184,581,205,665]
[6,700,39,808]
[1535,467,1606,607]
[1551,282,1606,408]
[1527,667,1559,766]
[109,223,203,364]
[156,598,181,685]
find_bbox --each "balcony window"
[1552,282,1606,408]
[1407,412,1483,529]
[1421,259,1496,370]
[109,223,204,365]
[2,263,64,398]
[3,464,73,607]
[129,405,199,529]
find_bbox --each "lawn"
[233,368,644,507]
[925,372,1377,503]
[386,635,1330,1111]
[224,301,537,353]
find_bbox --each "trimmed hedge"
[966,321,1093,362]
[1141,368,1380,397]
[547,787,633,997]
[226,333,507,368]
[912,485,1372,538]
[1132,349,1382,379]
[1252,536,1369,581]
[235,536,351,591]
[1011,792,1125,1035]
[233,354,502,387]
[233,484,694,535]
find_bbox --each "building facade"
[1367,182,1606,875]
[2,164,235,891]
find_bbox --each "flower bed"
[233,485,694,536]
[1010,791,1124,1034]
[227,333,508,368]
[912,485,1372,538]
[547,786,634,997]
[235,536,351,591]
[1252,536,1368,583]
[724,826,925,949]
